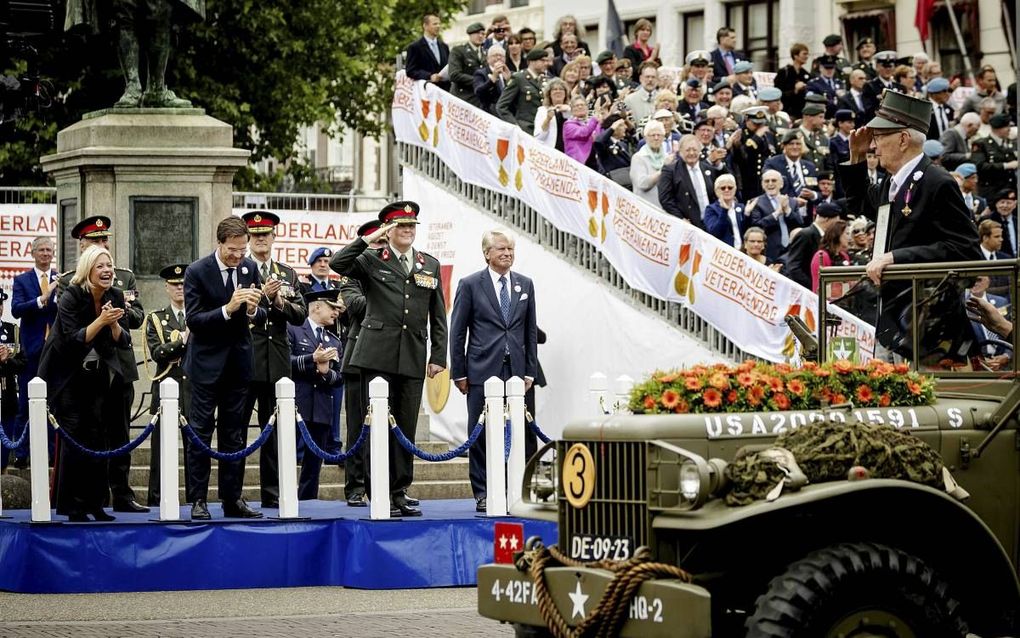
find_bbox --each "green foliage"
[1,0,466,185]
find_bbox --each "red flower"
[907,381,923,396]
[894,363,910,374]
[773,393,790,410]
[685,376,703,391]
[674,400,690,414]
[709,372,730,390]
[787,379,806,395]
[703,388,723,408]
[768,377,785,393]
[855,384,874,404]
[834,360,855,374]
[879,393,891,407]
[833,393,847,404]
[748,385,765,405]
[661,389,681,409]
[643,395,656,410]
[737,372,754,387]
[726,390,739,404]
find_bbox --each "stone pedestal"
[40,108,250,305]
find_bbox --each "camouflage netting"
[723,421,944,506]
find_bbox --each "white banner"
[0,204,58,322]
[392,73,875,362]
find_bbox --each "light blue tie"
[499,276,511,324]
[429,39,440,63]
[774,198,789,246]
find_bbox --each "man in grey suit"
[940,112,980,171]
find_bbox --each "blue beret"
[685,78,701,89]
[926,77,950,93]
[835,109,855,122]
[758,87,782,101]
[307,247,332,265]
[922,139,945,158]
[954,163,977,178]
[733,60,753,74]
[816,202,843,218]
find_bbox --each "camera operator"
[482,15,511,53]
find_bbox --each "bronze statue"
[65,0,205,108]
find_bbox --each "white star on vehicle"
[833,342,851,360]
[568,581,589,619]
[509,535,519,551]
[498,534,508,549]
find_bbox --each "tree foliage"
[1,0,466,186]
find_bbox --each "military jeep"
[478,260,1020,637]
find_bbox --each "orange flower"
[801,361,818,370]
[748,385,766,405]
[737,372,754,387]
[737,360,756,373]
[685,376,704,391]
[726,390,739,404]
[674,399,690,414]
[907,381,923,396]
[643,395,656,410]
[709,372,730,390]
[661,389,681,409]
[820,387,833,402]
[834,360,855,374]
[773,393,790,409]
[855,384,874,404]
[879,393,891,407]
[815,368,831,378]
[894,363,910,374]
[703,388,723,408]
[657,372,679,383]
[787,378,806,395]
[773,363,792,374]
[768,377,785,393]
[833,393,847,404]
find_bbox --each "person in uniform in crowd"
[448,22,487,108]
[972,113,1019,201]
[926,78,954,140]
[861,51,899,121]
[338,220,387,507]
[658,134,723,228]
[595,51,627,93]
[774,42,812,120]
[710,27,744,81]
[57,215,147,514]
[450,229,537,513]
[703,174,749,249]
[986,188,1018,257]
[496,48,547,135]
[623,61,659,124]
[829,109,855,169]
[940,112,981,171]
[9,236,57,470]
[732,106,777,201]
[403,12,449,91]
[143,263,192,506]
[748,169,805,262]
[682,50,714,98]
[960,66,1007,116]
[851,37,877,80]
[848,217,876,264]
[329,202,448,517]
[474,45,512,116]
[839,90,981,289]
[797,102,832,171]
[758,87,792,134]
[0,290,27,471]
[812,34,851,79]
[782,201,843,289]
[677,78,708,121]
[287,289,343,501]
[817,171,841,205]
[807,56,845,119]
[630,120,673,204]
[241,211,307,510]
[763,131,822,221]
[836,69,870,128]
[183,216,267,520]
[622,18,660,83]
[730,61,758,100]
[302,247,341,295]
[40,246,131,522]
[953,163,987,221]
[299,247,344,456]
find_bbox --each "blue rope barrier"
[526,413,552,444]
[391,418,483,462]
[181,415,275,462]
[0,419,29,450]
[51,413,157,459]
[298,418,367,464]
[503,418,511,461]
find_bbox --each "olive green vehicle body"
[478,261,1020,636]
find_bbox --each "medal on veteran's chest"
[413,273,438,289]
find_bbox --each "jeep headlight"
[680,461,702,502]
[649,441,729,511]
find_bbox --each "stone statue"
[65,0,205,108]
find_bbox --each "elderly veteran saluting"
[330,202,447,517]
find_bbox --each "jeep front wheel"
[745,542,968,638]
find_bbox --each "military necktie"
[261,263,269,282]
[399,254,410,274]
[316,326,324,344]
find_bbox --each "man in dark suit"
[967,276,1011,367]
[763,130,822,222]
[143,263,192,505]
[783,202,842,288]
[8,236,57,470]
[710,27,744,80]
[978,219,1011,261]
[0,290,27,472]
[474,44,512,116]
[55,216,147,513]
[330,202,448,517]
[658,134,722,228]
[404,12,450,91]
[300,246,344,456]
[836,69,869,128]
[338,221,387,508]
[748,169,805,262]
[926,78,954,140]
[450,229,537,513]
[939,113,981,171]
[496,48,547,134]
[986,188,1019,258]
[183,216,268,520]
[240,211,307,510]
[449,22,486,107]
[288,289,343,500]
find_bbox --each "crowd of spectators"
[405,13,1018,296]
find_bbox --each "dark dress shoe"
[113,499,150,513]
[222,498,264,519]
[389,503,402,517]
[67,512,90,522]
[191,500,211,520]
[261,499,279,508]
[346,493,367,507]
[90,509,116,522]
[476,497,487,513]
[402,492,420,506]
[391,495,422,517]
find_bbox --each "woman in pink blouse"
[562,96,608,167]
[810,220,851,295]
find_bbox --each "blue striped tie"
[499,276,510,324]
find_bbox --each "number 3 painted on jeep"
[563,443,596,508]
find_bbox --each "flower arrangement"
[629,360,936,414]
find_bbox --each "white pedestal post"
[613,375,634,414]
[369,377,390,520]
[158,378,181,521]
[505,376,526,510]
[589,372,608,416]
[275,377,299,519]
[28,378,50,522]
[484,377,507,517]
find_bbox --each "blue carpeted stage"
[0,499,557,593]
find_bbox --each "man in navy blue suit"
[288,289,343,500]
[763,130,822,222]
[404,12,450,91]
[9,236,57,470]
[450,229,537,513]
[299,246,344,456]
[183,216,268,520]
[748,169,805,263]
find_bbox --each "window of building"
[509,0,529,8]
[931,0,980,81]
[840,9,896,59]
[683,12,705,56]
[725,0,779,71]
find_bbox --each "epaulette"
[115,267,134,274]
[415,249,438,263]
